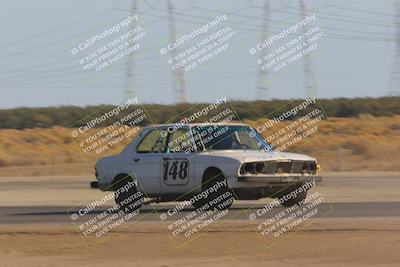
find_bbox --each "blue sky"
[0,0,397,108]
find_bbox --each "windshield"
[192,125,273,151]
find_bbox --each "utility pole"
[390,0,400,96]
[256,0,270,100]
[168,0,187,103]
[124,0,138,102]
[299,0,317,98]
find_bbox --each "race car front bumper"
[235,174,323,188]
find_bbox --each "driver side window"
[137,129,167,153]
[167,128,194,153]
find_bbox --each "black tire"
[113,175,144,213]
[279,189,307,207]
[193,169,234,211]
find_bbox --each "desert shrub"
[0,97,399,129]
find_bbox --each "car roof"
[143,122,248,129]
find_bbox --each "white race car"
[94,123,322,212]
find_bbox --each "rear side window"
[136,129,167,153]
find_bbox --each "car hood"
[203,150,316,162]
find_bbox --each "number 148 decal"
[163,159,189,185]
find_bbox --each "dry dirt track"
[1,219,400,267]
[0,172,400,266]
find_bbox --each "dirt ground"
[1,218,399,267]
[1,172,400,206]
[1,172,400,266]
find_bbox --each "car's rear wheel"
[192,168,234,211]
[113,175,144,213]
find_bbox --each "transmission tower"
[389,0,400,96]
[256,0,271,100]
[124,0,138,102]
[299,0,317,98]
[167,0,187,103]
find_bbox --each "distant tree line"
[0,97,399,129]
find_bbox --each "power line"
[0,9,113,50]
[0,14,136,62]
[1,1,397,98]
[329,4,398,18]
[1,4,395,83]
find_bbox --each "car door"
[161,127,197,195]
[132,127,167,195]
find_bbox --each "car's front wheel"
[192,168,234,211]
